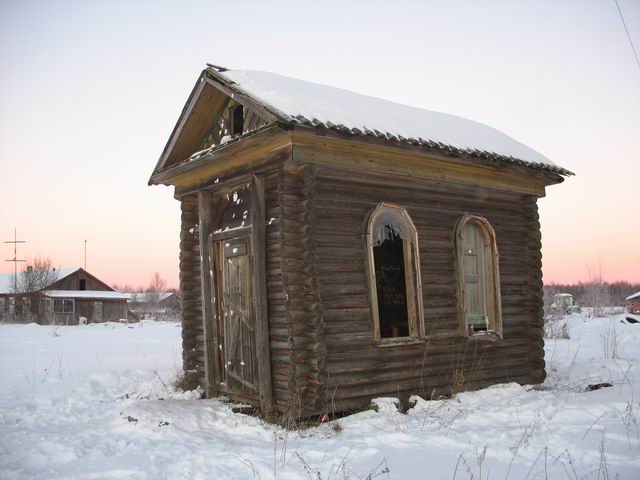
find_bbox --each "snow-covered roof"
[44,290,129,300]
[627,291,640,301]
[123,292,177,302]
[50,267,80,281]
[206,69,570,175]
[0,274,14,295]
[0,268,80,294]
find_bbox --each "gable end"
[151,70,278,180]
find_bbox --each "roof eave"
[148,123,290,187]
[150,71,210,183]
[290,123,571,182]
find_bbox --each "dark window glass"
[63,299,74,313]
[79,279,86,290]
[373,228,409,338]
[232,105,244,135]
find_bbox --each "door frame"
[198,174,273,414]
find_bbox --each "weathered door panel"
[216,236,258,395]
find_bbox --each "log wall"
[276,164,327,417]
[175,132,548,418]
[265,172,292,412]
[525,199,546,381]
[179,194,205,387]
[303,163,546,414]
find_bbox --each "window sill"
[466,331,502,342]
[374,337,426,348]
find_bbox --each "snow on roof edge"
[627,291,640,301]
[123,292,177,302]
[0,268,81,294]
[209,68,571,176]
[44,290,129,300]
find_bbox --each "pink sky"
[1,0,639,289]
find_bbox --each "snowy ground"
[1,315,639,480]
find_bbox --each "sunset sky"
[1,0,639,289]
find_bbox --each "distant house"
[627,291,640,315]
[0,267,128,324]
[125,291,181,319]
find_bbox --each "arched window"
[455,215,502,337]
[364,202,424,344]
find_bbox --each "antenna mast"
[4,228,26,291]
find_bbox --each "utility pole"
[4,228,26,292]
[84,240,87,270]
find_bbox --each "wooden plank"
[198,191,219,396]
[166,82,229,170]
[153,74,207,174]
[292,128,563,189]
[251,174,275,416]
[154,127,292,192]
[210,225,252,241]
[291,132,550,196]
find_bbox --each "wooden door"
[215,236,258,395]
[462,222,487,330]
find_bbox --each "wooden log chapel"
[149,65,572,419]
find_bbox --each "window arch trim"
[454,214,502,338]
[363,202,425,345]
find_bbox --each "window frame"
[363,202,425,346]
[54,298,75,314]
[454,214,502,339]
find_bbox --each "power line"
[613,0,640,72]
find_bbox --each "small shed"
[149,66,572,418]
[125,292,181,318]
[626,291,640,315]
[0,267,128,324]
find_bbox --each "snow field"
[0,315,639,479]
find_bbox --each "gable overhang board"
[152,126,292,195]
[152,71,207,178]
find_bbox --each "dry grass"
[172,369,200,392]
[544,316,570,340]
